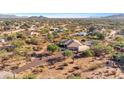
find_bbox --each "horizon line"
[0,13,122,18]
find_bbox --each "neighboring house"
[59,39,90,52]
[50,28,59,32]
[15,26,20,30]
[30,31,40,36]
[0,39,6,43]
[29,25,37,31]
[50,27,64,32]
[71,32,87,36]
[118,30,124,35]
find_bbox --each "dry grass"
[83,62,104,72]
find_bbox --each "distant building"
[29,25,37,31]
[50,27,64,32]
[71,32,87,36]
[0,39,6,43]
[118,30,124,35]
[30,31,40,36]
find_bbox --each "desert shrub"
[110,41,124,48]
[93,32,105,40]
[0,50,8,58]
[5,34,16,41]
[11,40,25,47]
[39,29,49,34]
[67,75,81,79]
[26,37,40,45]
[23,74,37,79]
[104,46,113,54]
[33,46,42,51]
[63,50,73,57]
[92,44,113,56]
[14,47,32,56]
[47,33,54,42]
[47,44,60,53]
[86,63,103,71]
[52,32,59,38]
[81,49,95,57]
[16,32,26,39]
[112,53,124,63]
[20,23,30,29]
[114,36,124,42]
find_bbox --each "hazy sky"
[0,0,123,13]
[9,13,117,18]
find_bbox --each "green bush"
[114,36,124,42]
[67,75,81,79]
[47,34,54,41]
[47,44,60,53]
[52,32,59,38]
[39,29,49,34]
[104,46,113,54]
[23,74,37,79]
[20,23,30,29]
[11,40,25,47]
[0,50,8,58]
[113,53,124,63]
[93,32,105,40]
[16,32,26,39]
[92,44,113,56]
[63,50,73,57]
[81,49,95,57]
[26,37,40,45]
[14,47,29,56]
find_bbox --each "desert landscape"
[0,13,124,79]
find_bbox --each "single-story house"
[59,39,90,52]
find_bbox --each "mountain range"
[0,14,46,19]
[103,14,124,19]
[0,14,124,19]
